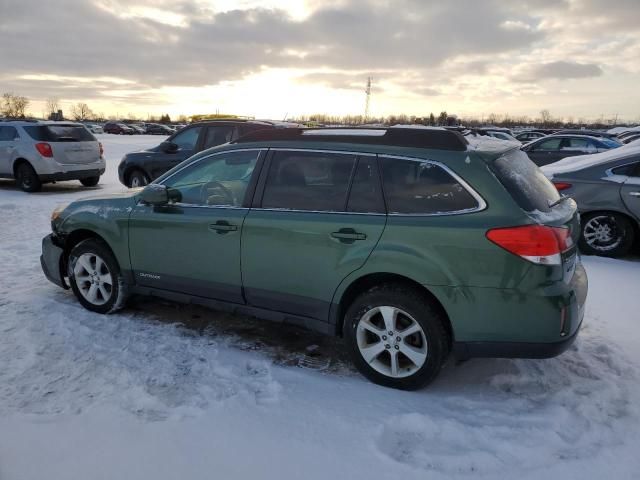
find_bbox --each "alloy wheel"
[356,306,428,378]
[583,215,623,252]
[73,253,113,305]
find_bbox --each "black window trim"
[251,148,385,216]
[155,147,267,210]
[378,154,487,217]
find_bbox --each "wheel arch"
[12,157,34,176]
[333,272,453,348]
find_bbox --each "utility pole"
[364,77,372,122]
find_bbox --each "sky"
[0,0,638,121]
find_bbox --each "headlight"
[51,203,70,222]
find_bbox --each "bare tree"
[539,109,552,127]
[71,102,94,121]
[46,97,59,115]
[1,92,30,118]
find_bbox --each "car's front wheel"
[579,212,635,257]
[344,285,449,390]
[67,238,128,314]
[128,170,149,188]
[80,176,100,187]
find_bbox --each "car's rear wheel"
[67,238,128,314]
[344,285,449,390]
[128,170,149,188]
[579,212,634,257]
[80,176,100,187]
[15,162,42,192]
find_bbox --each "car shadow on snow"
[0,179,104,195]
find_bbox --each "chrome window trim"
[156,148,265,209]
[379,154,487,216]
[269,148,376,156]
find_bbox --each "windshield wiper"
[549,195,571,208]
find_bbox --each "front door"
[129,148,263,303]
[150,126,203,179]
[525,137,563,166]
[241,150,387,320]
[621,161,640,221]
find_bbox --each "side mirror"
[139,184,169,205]
[160,141,178,153]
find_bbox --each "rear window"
[380,157,479,214]
[23,125,96,142]
[490,149,560,213]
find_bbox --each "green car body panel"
[42,134,587,360]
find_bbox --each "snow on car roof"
[541,143,640,176]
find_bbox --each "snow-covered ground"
[1,135,639,479]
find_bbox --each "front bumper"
[40,234,68,289]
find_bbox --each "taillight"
[486,225,572,265]
[35,142,53,157]
[99,142,104,157]
[553,182,572,191]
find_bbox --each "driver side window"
[171,126,202,150]
[163,150,260,207]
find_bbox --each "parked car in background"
[104,122,135,135]
[542,144,640,257]
[515,131,546,142]
[0,121,104,192]
[551,129,620,141]
[620,133,640,144]
[86,124,104,134]
[118,119,298,187]
[127,124,146,135]
[522,135,621,166]
[42,127,587,390]
[145,123,175,135]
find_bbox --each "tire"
[80,176,100,187]
[67,238,129,314]
[15,162,42,192]
[579,212,635,257]
[128,169,149,188]
[343,284,449,390]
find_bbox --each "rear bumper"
[439,262,588,360]
[39,168,105,182]
[40,234,68,289]
[453,320,582,359]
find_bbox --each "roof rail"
[233,127,469,151]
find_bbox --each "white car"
[86,124,104,134]
[0,121,105,192]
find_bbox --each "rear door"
[620,161,640,221]
[557,137,596,162]
[150,125,203,179]
[241,149,386,321]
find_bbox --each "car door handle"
[330,228,367,242]
[628,192,640,197]
[209,221,237,233]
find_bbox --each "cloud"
[518,61,604,81]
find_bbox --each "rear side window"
[0,126,18,141]
[490,149,560,213]
[380,157,479,214]
[261,151,356,211]
[612,161,640,177]
[202,126,238,150]
[23,125,95,142]
[560,138,590,150]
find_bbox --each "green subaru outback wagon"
[41,127,587,389]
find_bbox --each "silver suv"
[0,121,105,192]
